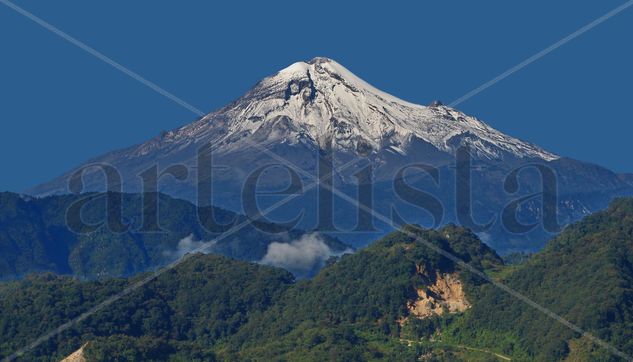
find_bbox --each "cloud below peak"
[260,233,352,278]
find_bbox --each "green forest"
[1,198,633,361]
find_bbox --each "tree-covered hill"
[220,224,503,361]
[444,198,633,361]
[3,199,633,361]
[0,224,502,361]
[0,254,295,361]
[0,192,348,280]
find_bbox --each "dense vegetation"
[2,199,633,360]
[220,224,503,360]
[445,198,633,361]
[0,254,294,361]
[0,192,347,279]
[0,224,502,361]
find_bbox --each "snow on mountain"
[26,57,633,255]
[29,57,563,198]
[142,57,557,162]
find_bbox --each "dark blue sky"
[1,1,632,192]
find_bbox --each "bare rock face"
[401,266,470,323]
[408,272,470,318]
[60,344,87,362]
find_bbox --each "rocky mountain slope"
[169,57,556,161]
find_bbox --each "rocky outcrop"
[404,267,470,321]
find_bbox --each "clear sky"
[1,0,632,192]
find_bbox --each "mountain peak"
[193,58,558,161]
[27,58,560,197]
[307,56,334,64]
[279,56,335,71]
[274,57,423,110]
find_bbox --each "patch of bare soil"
[401,265,470,323]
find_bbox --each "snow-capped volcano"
[28,57,633,254]
[30,56,562,197]
[147,57,557,162]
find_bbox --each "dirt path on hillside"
[399,338,512,361]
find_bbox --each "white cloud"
[163,234,211,260]
[260,233,352,278]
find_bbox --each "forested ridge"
[2,199,633,361]
[0,192,347,280]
